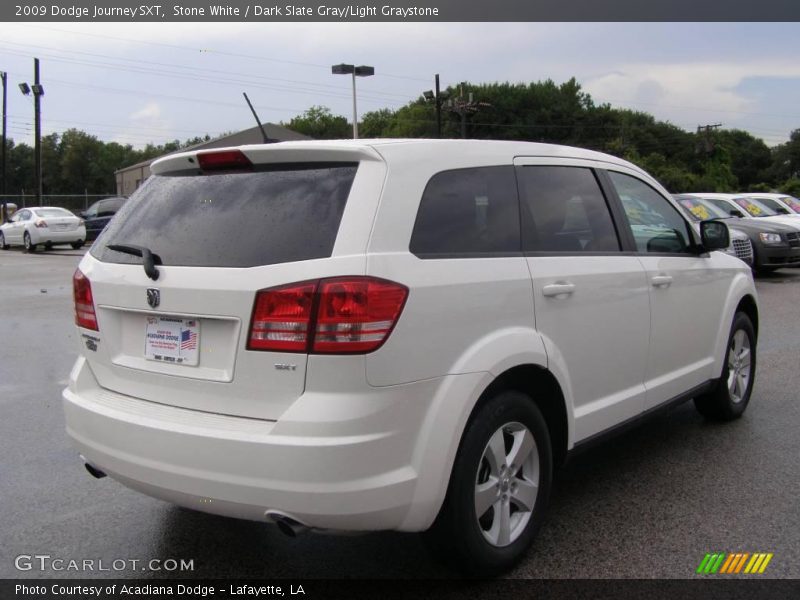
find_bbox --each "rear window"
[35,208,74,218]
[92,163,358,268]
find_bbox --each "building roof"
[116,123,310,174]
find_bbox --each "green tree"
[716,129,772,188]
[284,106,350,139]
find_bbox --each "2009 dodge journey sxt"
[64,139,758,573]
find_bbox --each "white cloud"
[130,102,162,121]
[584,60,800,130]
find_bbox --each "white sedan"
[0,207,86,252]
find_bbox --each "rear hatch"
[77,145,383,420]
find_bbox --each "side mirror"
[776,207,790,215]
[729,209,744,218]
[700,220,729,251]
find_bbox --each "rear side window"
[92,163,357,268]
[516,166,620,253]
[409,166,520,257]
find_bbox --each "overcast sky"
[2,22,799,148]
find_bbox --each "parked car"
[80,197,127,241]
[0,206,86,252]
[672,197,753,265]
[741,192,800,216]
[64,141,759,574]
[677,194,800,273]
[705,193,800,230]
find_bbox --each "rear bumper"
[62,356,477,532]
[31,228,85,244]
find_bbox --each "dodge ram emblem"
[146,288,160,309]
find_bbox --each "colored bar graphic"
[697,552,772,575]
[710,553,726,573]
[758,554,773,573]
[696,553,712,574]
[719,553,736,574]
[734,553,750,573]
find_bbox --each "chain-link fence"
[0,193,122,214]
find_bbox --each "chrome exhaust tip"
[80,454,107,479]
[265,510,309,537]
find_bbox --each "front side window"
[609,171,692,254]
[516,166,620,253]
[409,166,520,257]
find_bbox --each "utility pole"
[422,74,450,138]
[1,70,7,221]
[445,82,491,139]
[34,58,42,206]
[696,123,722,155]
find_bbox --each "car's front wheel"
[694,312,756,421]
[23,232,36,253]
[0,232,8,250]
[426,390,552,575]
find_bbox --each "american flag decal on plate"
[181,328,198,351]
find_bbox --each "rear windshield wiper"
[107,244,162,281]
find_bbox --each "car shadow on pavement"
[149,505,453,579]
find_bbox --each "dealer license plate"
[144,316,200,366]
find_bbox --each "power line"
[0,40,413,102]
[0,47,409,107]
[14,24,431,83]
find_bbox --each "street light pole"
[332,63,374,139]
[19,58,44,207]
[33,58,42,206]
[350,71,358,139]
[1,70,7,220]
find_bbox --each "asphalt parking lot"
[1,247,798,580]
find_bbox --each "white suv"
[63,140,758,574]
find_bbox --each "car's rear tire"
[425,390,552,576]
[694,312,756,421]
[71,240,85,249]
[23,232,36,253]
[0,232,8,250]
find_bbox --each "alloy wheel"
[727,329,752,404]
[474,421,539,547]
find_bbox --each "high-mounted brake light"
[73,269,98,331]
[247,277,408,354]
[196,149,252,171]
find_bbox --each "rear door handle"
[651,275,673,288]
[542,282,576,297]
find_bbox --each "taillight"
[73,269,98,331]
[313,277,408,353]
[247,277,408,354]
[247,281,316,352]
[197,149,252,172]
[34,219,47,228]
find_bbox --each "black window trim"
[598,168,707,258]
